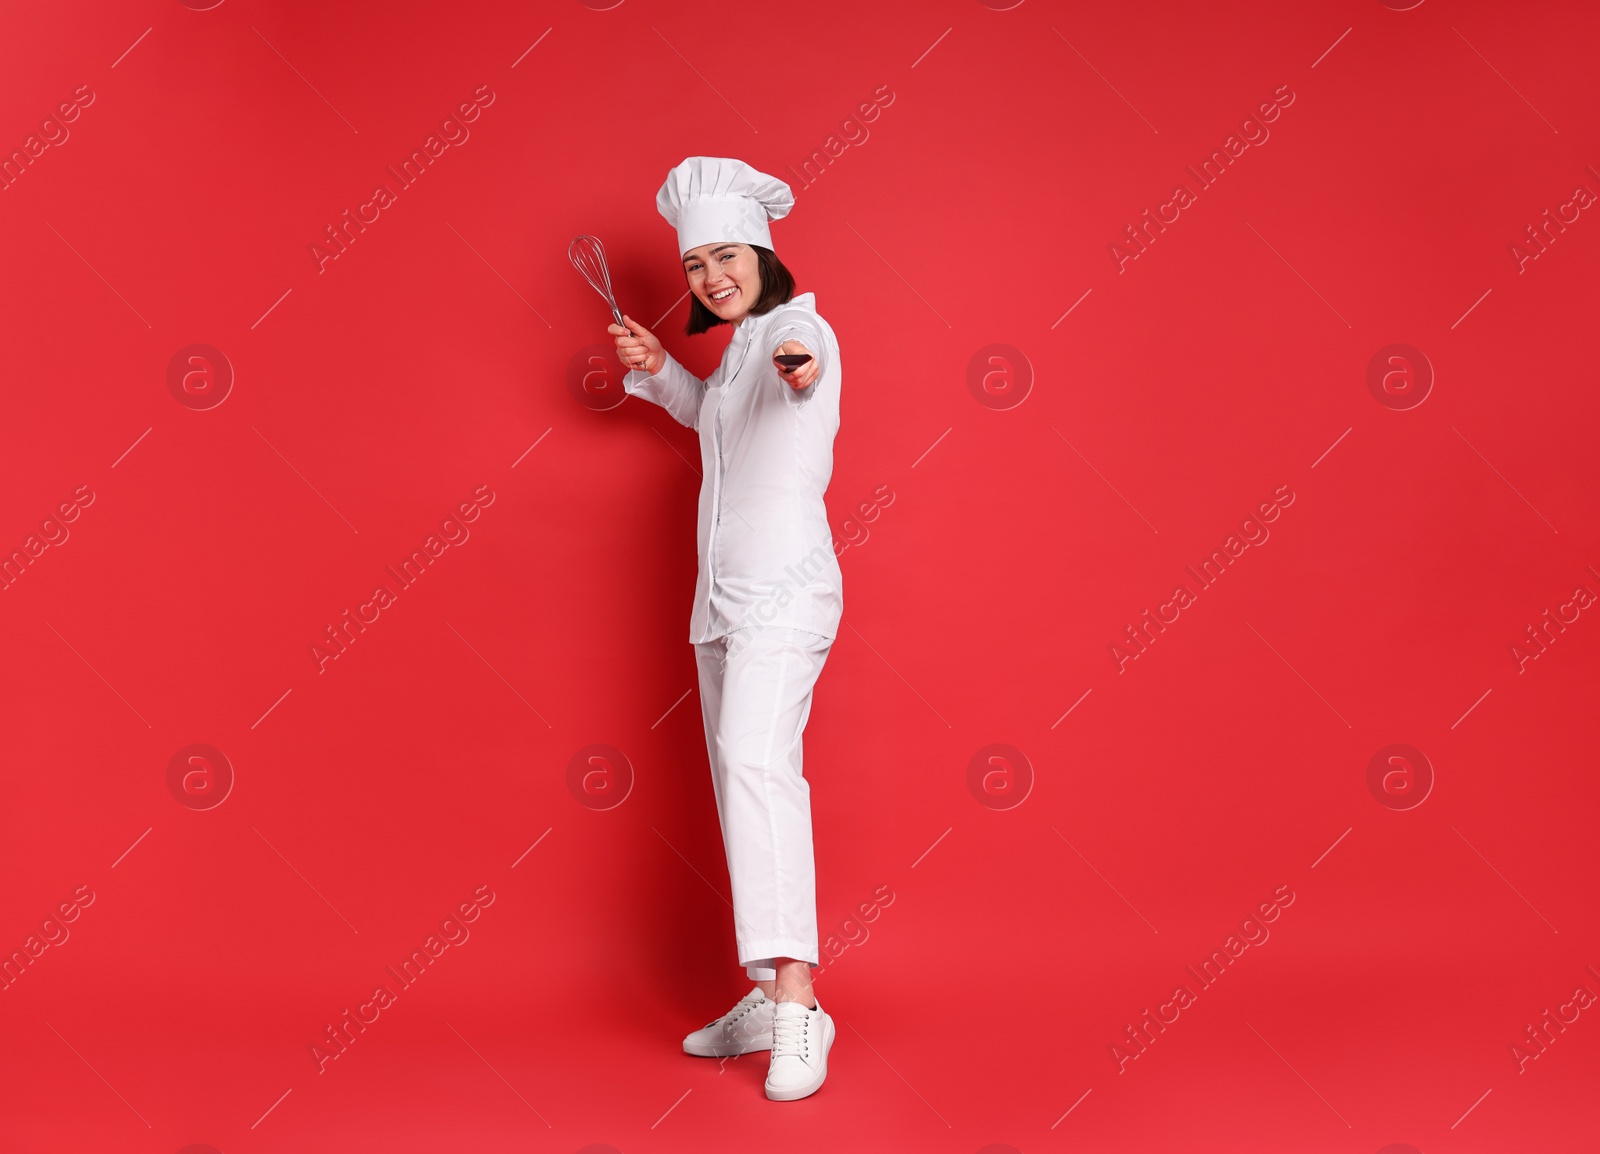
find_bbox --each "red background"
[2,0,1597,1151]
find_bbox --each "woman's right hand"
[610,314,664,376]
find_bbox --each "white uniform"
[623,292,842,978]
[623,291,843,643]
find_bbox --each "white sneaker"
[682,985,775,1057]
[764,999,834,1101]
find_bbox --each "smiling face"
[683,242,762,326]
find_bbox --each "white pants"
[693,625,833,981]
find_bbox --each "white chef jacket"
[623,291,844,645]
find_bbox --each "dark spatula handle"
[774,353,813,369]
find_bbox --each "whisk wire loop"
[568,234,627,332]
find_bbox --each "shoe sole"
[764,1013,835,1101]
[683,1037,773,1057]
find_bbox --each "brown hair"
[684,244,796,335]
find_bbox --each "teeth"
[711,287,736,301]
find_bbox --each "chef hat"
[655,156,795,257]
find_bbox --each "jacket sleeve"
[623,348,706,429]
[766,310,830,406]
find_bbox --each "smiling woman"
[682,243,796,335]
[602,155,845,1103]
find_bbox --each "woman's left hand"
[774,340,820,391]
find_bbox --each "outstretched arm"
[624,351,706,430]
[611,314,706,430]
[769,311,828,402]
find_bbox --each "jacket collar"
[734,292,816,335]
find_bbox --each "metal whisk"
[568,235,628,333]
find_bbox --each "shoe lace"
[770,1009,809,1059]
[708,991,766,1029]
